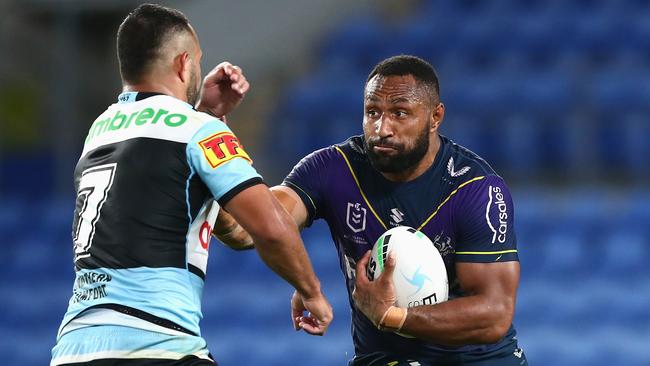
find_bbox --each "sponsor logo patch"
[198,132,252,168]
[447,157,471,178]
[486,185,508,244]
[389,208,405,226]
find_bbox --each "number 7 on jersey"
[73,163,117,261]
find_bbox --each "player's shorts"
[349,343,528,366]
[51,325,216,366]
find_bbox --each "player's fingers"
[292,307,302,330]
[298,316,326,336]
[213,61,232,72]
[204,62,225,77]
[229,65,241,76]
[238,79,250,94]
[229,65,243,80]
[380,251,397,280]
[203,66,227,85]
[290,291,304,330]
[354,250,371,285]
[224,64,239,77]
[231,78,245,94]
[292,308,303,331]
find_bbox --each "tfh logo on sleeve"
[198,132,252,168]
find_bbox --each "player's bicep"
[456,261,520,299]
[282,147,334,226]
[456,261,519,327]
[187,120,262,204]
[271,185,309,230]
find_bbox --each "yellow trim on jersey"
[336,147,486,232]
[417,176,485,231]
[455,249,518,255]
[284,181,317,213]
[335,146,388,230]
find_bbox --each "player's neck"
[380,135,441,183]
[122,80,187,103]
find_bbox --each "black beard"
[364,127,430,173]
[186,71,199,106]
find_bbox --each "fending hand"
[291,290,333,336]
[195,61,250,119]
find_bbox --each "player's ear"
[430,102,444,133]
[175,51,192,83]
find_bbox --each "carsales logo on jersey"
[199,132,252,168]
[486,186,508,244]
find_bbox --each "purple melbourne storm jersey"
[283,135,519,361]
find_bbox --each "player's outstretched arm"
[223,184,332,335]
[213,185,309,250]
[214,186,322,334]
[354,257,519,346]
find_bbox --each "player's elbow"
[479,321,511,344]
[249,212,296,248]
[478,301,514,344]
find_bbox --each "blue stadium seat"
[598,228,648,275]
[513,74,572,115]
[317,15,388,75]
[269,76,363,160]
[595,114,650,173]
[591,70,650,112]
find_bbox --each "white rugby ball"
[367,226,448,309]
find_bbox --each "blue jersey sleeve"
[452,175,519,263]
[282,147,334,227]
[186,120,262,206]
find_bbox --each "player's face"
[363,74,432,173]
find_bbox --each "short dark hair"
[117,4,192,83]
[367,55,440,102]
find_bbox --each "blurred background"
[1,0,649,365]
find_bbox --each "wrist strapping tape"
[377,306,407,332]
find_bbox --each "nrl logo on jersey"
[346,202,367,233]
[447,157,471,178]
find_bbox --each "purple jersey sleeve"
[452,175,519,263]
[282,147,334,226]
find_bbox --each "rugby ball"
[367,226,448,309]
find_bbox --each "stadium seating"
[266,0,650,183]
